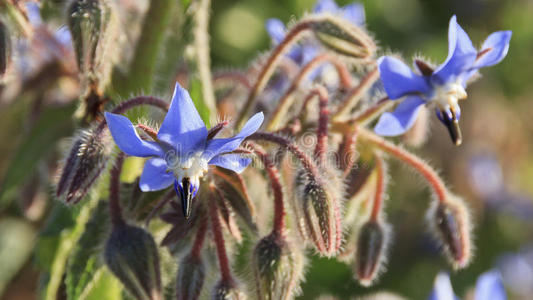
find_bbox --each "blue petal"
[474,270,506,300]
[342,3,365,26]
[374,97,425,136]
[433,15,477,84]
[203,112,264,160]
[139,158,175,191]
[209,154,252,174]
[157,83,208,157]
[266,18,286,44]
[314,0,339,13]
[473,31,512,69]
[428,272,459,300]
[104,112,164,157]
[55,26,73,47]
[378,56,431,99]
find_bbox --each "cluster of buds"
[2,0,511,299]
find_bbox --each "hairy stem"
[333,68,379,119]
[370,152,386,221]
[109,152,125,226]
[192,0,216,114]
[209,187,233,283]
[248,143,286,236]
[190,215,208,259]
[236,21,312,129]
[358,128,448,203]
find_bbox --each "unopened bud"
[176,254,205,300]
[252,233,304,300]
[68,0,104,73]
[56,127,111,204]
[300,181,342,257]
[428,196,472,269]
[355,221,389,286]
[211,280,244,300]
[309,15,375,61]
[104,223,162,300]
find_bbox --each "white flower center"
[428,81,467,115]
[165,152,209,188]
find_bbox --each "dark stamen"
[439,110,462,146]
[180,177,193,219]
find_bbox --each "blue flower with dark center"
[105,83,264,218]
[265,0,365,66]
[429,270,506,300]
[374,15,511,145]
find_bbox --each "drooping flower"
[429,270,506,300]
[104,83,264,218]
[265,0,365,66]
[374,15,511,145]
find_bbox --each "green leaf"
[0,103,76,208]
[66,200,111,300]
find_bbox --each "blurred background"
[1,0,533,299]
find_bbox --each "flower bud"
[355,221,389,286]
[211,280,244,300]
[104,223,162,300]
[176,254,205,300]
[309,15,375,61]
[428,195,472,269]
[299,181,342,257]
[56,128,111,204]
[252,233,304,300]
[67,0,105,74]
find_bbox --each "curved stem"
[333,68,379,119]
[209,187,233,283]
[109,152,126,226]
[358,128,448,203]
[248,132,321,181]
[144,190,175,228]
[236,21,312,129]
[247,143,285,236]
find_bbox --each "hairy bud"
[252,233,304,300]
[299,180,342,257]
[211,280,244,300]
[176,254,205,300]
[428,195,472,269]
[56,128,111,204]
[355,221,390,286]
[104,223,162,300]
[309,15,375,61]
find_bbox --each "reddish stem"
[247,143,286,236]
[370,154,385,221]
[190,216,208,259]
[359,129,448,203]
[209,190,233,283]
[145,190,175,228]
[236,21,312,129]
[314,86,330,163]
[109,152,126,226]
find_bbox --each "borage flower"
[429,270,506,300]
[104,83,264,218]
[265,0,365,66]
[374,15,511,145]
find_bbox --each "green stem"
[113,0,174,95]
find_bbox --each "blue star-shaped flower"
[429,270,506,300]
[265,0,365,66]
[105,83,264,218]
[374,15,511,145]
